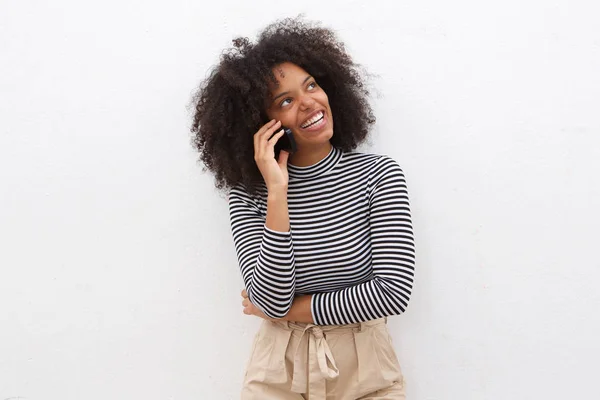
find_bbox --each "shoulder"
[340,151,407,198]
[340,150,404,175]
[228,182,267,208]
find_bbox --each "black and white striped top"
[228,147,415,325]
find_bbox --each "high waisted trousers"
[242,317,406,399]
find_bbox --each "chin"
[304,129,333,145]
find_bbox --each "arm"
[310,157,416,325]
[242,291,314,323]
[283,295,314,323]
[229,185,296,319]
[265,188,290,232]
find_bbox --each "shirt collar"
[287,146,343,181]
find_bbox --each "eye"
[279,98,292,107]
[307,81,317,90]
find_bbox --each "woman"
[191,18,415,400]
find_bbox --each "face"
[265,62,334,150]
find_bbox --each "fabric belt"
[273,318,386,400]
[289,324,339,397]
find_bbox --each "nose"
[298,93,316,111]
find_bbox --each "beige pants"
[242,318,406,400]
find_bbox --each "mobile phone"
[273,127,297,156]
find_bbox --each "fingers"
[267,129,285,144]
[254,119,280,145]
[253,120,274,149]
[260,120,281,141]
[241,289,250,309]
[259,119,278,135]
[242,300,270,320]
[242,300,254,315]
[255,119,277,137]
[240,292,257,316]
[254,120,282,159]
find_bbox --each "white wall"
[1,0,599,399]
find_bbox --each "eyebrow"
[271,75,313,103]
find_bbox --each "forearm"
[312,274,413,325]
[230,187,295,319]
[244,187,294,318]
[281,294,314,323]
[265,187,289,232]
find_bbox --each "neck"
[288,142,333,167]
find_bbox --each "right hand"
[241,289,274,321]
[253,119,290,191]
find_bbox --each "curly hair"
[190,17,375,194]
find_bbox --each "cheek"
[274,109,296,127]
[265,110,287,126]
[317,91,330,108]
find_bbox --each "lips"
[300,110,325,129]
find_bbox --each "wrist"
[267,186,288,200]
[285,295,314,324]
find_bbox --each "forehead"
[269,62,310,89]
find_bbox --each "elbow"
[382,289,411,318]
[251,293,293,320]
[392,293,412,316]
[262,304,291,320]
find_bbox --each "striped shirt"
[228,146,415,325]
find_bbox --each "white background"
[1,0,599,399]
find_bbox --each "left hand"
[241,289,274,320]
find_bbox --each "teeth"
[301,111,324,128]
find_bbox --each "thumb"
[277,150,290,168]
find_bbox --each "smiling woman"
[191,17,376,195]
[190,17,415,400]
[266,63,334,166]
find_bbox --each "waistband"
[273,317,387,334]
[269,317,387,399]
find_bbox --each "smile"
[300,111,325,129]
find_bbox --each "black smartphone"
[273,126,297,156]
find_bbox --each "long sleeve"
[310,157,415,325]
[228,186,296,319]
